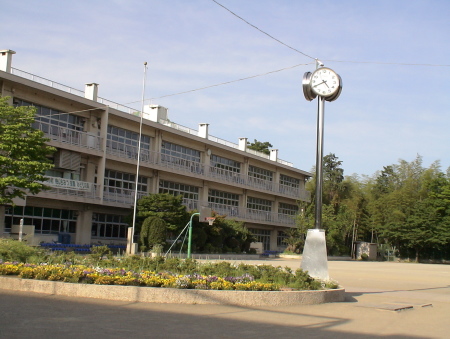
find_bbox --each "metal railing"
[11,68,85,97]
[105,140,155,163]
[34,121,103,151]
[191,201,296,226]
[103,188,147,205]
[40,181,101,200]
[105,143,308,199]
[12,67,295,167]
[159,119,198,137]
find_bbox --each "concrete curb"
[0,276,345,306]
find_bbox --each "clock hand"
[313,81,326,88]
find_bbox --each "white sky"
[2,0,449,177]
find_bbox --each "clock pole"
[301,61,342,281]
[314,94,325,230]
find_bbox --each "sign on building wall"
[45,177,93,191]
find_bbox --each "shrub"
[0,239,45,263]
[140,216,167,251]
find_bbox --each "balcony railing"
[105,144,310,200]
[40,177,100,200]
[11,67,296,167]
[189,201,296,226]
[103,188,147,205]
[34,121,102,151]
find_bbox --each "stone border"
[0,276,345,306]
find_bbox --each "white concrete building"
[0,49,311,251]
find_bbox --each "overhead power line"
[212,0,450,68]
[211,0,316,60]
[323,59,450,67]
[123,62,313,104]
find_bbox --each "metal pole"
[187,213,199,259]
[130,62,148,253]
[314,95,325,229]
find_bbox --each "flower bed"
[0,261,280,291]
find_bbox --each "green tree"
[247,139,273,156]
[369,156,450,261]
[139,216,167,252]
[191,213,254,253]
[136,193,190,234]
[0,97,56,204]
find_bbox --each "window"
[161,141,200,162]
[247,197,272,212]
[208,189,239,216]
[280,174,300,188]
[211,155,240,173]
[277,231,288,247]
[208,189,239,206]
[160,141,201,172]
[104,169,147,193]
[248,165,273,182]
[278,202,298,215]
[159,180,199,201]
[91,213,128,239]
[248,228,271,251]
[4,206,76,234]
[14,99,84,135]
[107,125,150,158]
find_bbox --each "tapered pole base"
[301,229,329,281]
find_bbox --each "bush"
[360,253,369,261]
[0,250,338,291]
[140,216,167,251]
[0,239,45,263]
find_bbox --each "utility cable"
[124,62,313,104]
[212,0,316,60]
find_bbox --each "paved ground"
[0,259,449,339]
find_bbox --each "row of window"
[15,99,84,133]
[16,100,303,190]
[107,125,150,153]
[104,169,148,193]
[4,206,294,247]
[4,206,77,234]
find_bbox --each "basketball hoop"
[206,217,215,226]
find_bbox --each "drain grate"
[357,302,433,311]
[357,303,414,311]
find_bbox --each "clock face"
[311,67,340,97]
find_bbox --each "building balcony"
[34,121,103,151]
[106,144,311,201]
[193,201,297,227]
[102,188,147,206]
[36,177,101,202]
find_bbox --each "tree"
[247,139,273,156]
[369,156,450,261]
[140,216,167,252]
[0,97,55,205]
[136,193,190,234]
[191,212,255,253]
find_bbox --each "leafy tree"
[247,139,273,156]
[0,97,56,204]
[323,153,345,207]
[190,212,254,253]
[140,216,167,252]
[136,193,190,234]
[369,156,450,261]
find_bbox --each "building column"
[200,182,209,206]
[240,190,247,217]
[97,107,109,203]
[75,209,93,244]
[0,205,5,235]
[270,229,278,252]
[151,170,160,194]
